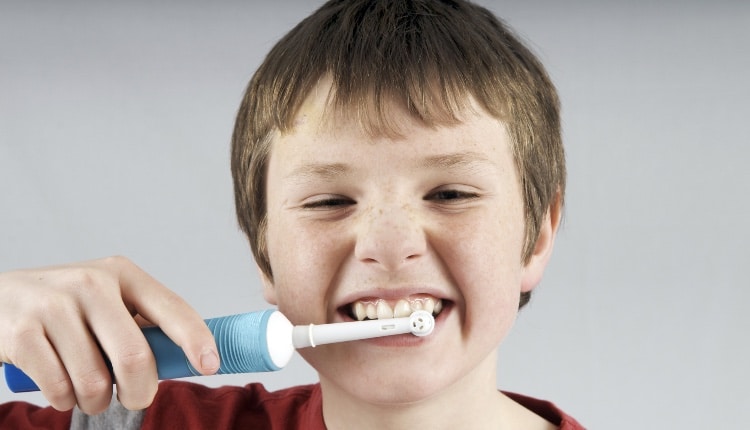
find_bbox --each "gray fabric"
[70,397,145,430]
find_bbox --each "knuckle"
[17,292,80,330]
[62,267,98,289]
[115,345,154,375]
[39,291,77,318]
[74,368,112,400]
[43,376,76,410]
[101,255,133,271]
[55,265,116,301]
[6,321,40,347]
[4,322,43,363]
[48,267,103,300]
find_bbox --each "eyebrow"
[420,151,496,170]
[285,162,350,183]
[285,151,495,183]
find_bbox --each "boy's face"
[260,82,551,404]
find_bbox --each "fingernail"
[200,349,220,371]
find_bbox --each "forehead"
[268,80,518,189]
[285,77,499,144]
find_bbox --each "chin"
[315,353,460,406]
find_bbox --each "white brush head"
[409,310,435,336]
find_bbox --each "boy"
[0,0,584,428]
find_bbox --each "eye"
[425,188,480,203]
[301,195,356,210]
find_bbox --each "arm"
[0,256,219,415]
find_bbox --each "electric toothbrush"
[3,309,435,393]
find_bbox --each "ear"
[257,264,278,305]
[520,192,563,293]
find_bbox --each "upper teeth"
[352,297,443,321]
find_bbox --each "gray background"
[1,1,748,428]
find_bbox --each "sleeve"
[0,401,72,430]
[70,397,145,430]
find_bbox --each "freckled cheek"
[266,221,346,318]
[436,219,525,304]
[447,236,522,345]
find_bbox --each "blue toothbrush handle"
[3,309,294,393]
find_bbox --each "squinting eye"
[302,196,355,209]
[426,189,479,202]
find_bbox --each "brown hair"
[231,0,565,308]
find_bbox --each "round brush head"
[408,310,435,336]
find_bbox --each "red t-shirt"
[0,400,72,430]
[0,381,586,429]
[143,381,586,429]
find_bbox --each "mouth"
[342,295,446,321]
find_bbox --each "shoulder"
[503,391,586,430]
[141,381,325,429]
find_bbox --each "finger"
[9,330,77,412]
[44,312,115,414]
[115,260,220,377]
[133,314,152,327]
[82,297,158,410]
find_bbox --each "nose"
[354,202,427,271]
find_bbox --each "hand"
[0,256,219,414]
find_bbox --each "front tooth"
[376,300,394,319]
[366,303,378,319]
[422,297,435,314]
[393,299,411,318]
[353,302,366,321]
